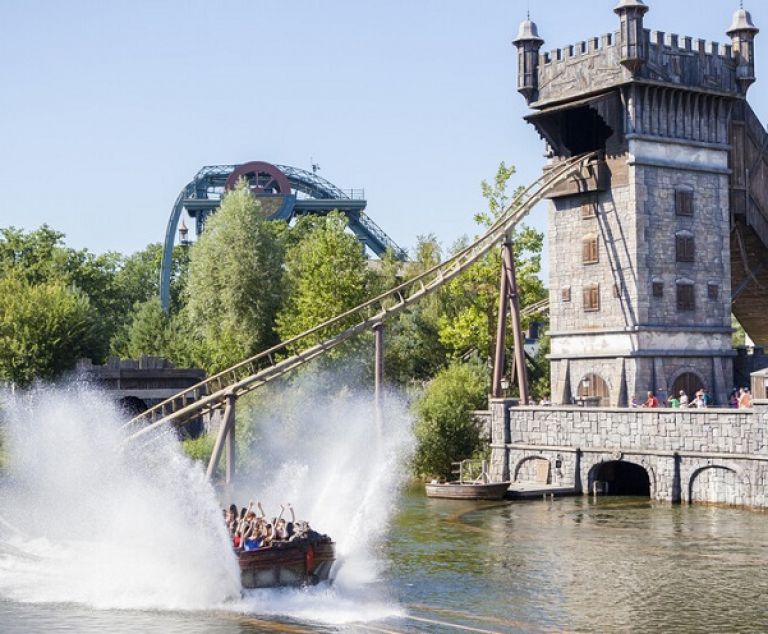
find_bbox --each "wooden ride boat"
[238,537,335,589]
[425,459,510,500]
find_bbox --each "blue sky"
[1,0,765,264]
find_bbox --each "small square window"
[676,190,694,216]
[708,283,719,300]
[652,281,664,298]
[562,286,571,302]
[582,236,599,264]
[677,283,695,311]
[583,284,600,312]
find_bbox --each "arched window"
[675,188,694,216]
[577,373,610,406]
[675,230,695,262]
[582,234,599,264]
[676,280,695,311]
[672,372,704,402]
[583,283,600,311]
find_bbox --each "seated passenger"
[242,526,262,551]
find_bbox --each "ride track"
[122,152,597,445]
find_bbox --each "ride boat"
[238,536,336,589]
[425,460,510,500]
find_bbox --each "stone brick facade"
[514,3,758,407]
[489,398,768,508]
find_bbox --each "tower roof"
[613,0,649,16]
[727,8,759,36]
[513,19,544,45]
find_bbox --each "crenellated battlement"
[530,26,742,108]
[540,32,617,66]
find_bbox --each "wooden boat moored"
[238,537,335,589]
[425,459,510,500]
[425,480,511,500]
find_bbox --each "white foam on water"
[0,385,241,611]
[223,382,416,624]
[0,377,416,626]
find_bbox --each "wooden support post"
[373,322,384,434]
[205,394,236,482]
[373,322,384,408]
[503,239,530,405]
[224,395,236,484]
[492,243,512,399]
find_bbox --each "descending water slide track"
[124,152,597,443]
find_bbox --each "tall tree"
[378,236,448,385]
[185,183,286,372]
[275,212,372,351]
[438,162,546,362]
[0,275,100,387]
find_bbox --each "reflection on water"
[2,489,767,632]
[386,490,768,633]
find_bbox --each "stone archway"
[576,373,610,407]
[589,460,650,496]
[689,465,748,506]
[671,370,705,403]
[514,456,551,484]
[117,396,147,417]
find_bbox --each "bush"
[412,359,488,480]
[181,433,215,465]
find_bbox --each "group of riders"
[224,501,310,551]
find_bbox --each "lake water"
[2,490,766,633]
[1,387,766,633]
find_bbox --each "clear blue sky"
[0,1,765,262]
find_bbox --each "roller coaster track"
[124,153,596,442]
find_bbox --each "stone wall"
[489,398,768,508]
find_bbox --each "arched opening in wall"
[689,466,740,506]
[514,456,551,484]
[672,372,704,402]
[576,373,610,406]
[117,396,147,418]
[590,460,650,496]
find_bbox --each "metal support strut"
[373,322,384,424]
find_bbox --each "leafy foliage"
[185,183,286,372]
[412,359,488,479]
[0,276,100,386]
[275,212,373,350]
[437,162,546,362]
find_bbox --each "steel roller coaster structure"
[160,160,407,310]
[131,153,597,480]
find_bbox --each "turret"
[513,18,544,104]
[727,7,759,92]
[614,0,649,73]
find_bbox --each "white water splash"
[0,385,240,610]
[0,378,416,625]
[223,380,416,624]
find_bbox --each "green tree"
[185,183,286,372]
[379,236,448,385]
[412,359,488,479]
[0,276,100,386]
[275,211,372,350]
[0,225,126,360]
[438,162,546,361]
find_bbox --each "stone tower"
[514,3,761,406]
